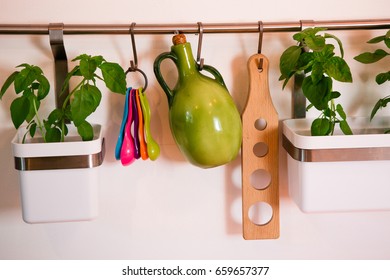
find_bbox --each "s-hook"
[49,23,69,109]
[257,21,264,71]
[196,22,204,70]
[126,22,148,91]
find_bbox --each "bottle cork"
[172,34,187,45]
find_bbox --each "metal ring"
[125,67,148,91]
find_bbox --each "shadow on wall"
[0,128,22,215]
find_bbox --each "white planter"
[283,116,390,213]
[12,124,104,223]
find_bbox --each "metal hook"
[257,21,264,71]
[49,23,69,110]
[196,22,204,70]
[126,22,148,90]
[129,22,138,70]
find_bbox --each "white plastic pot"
[283,116,390,213]
[12,124,104,223]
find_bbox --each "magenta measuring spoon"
[120,89,136,165]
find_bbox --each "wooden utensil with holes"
[242,53,279,239]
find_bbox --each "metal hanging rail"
[1,19,390,35]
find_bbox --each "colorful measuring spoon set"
[115,87,160,166]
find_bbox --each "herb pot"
[12,124,104,223]
[283,116,390,213]
[153,34,242,168]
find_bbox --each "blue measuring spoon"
[115,87,131,160]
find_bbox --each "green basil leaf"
[70,84,102,126]
[311,118,331,136]
[385,38,390,49]
[310,62,324,84]
[80,56,98,80]
[370,95,390,120]
[72,54,89,62]
[29,122,37,138]
[279,45,302,79]
[331,91,341,99]
[324,56,352,82]
[336,104,347,120]
[91,55,104,66]
[36,74,50,100]
[367,35,386,44]
[99,62,126,94]
[0,71,19,99]
[304,35,325,51]
[14,65,38,93]
[47,108,63,124]
[45,127,62,142]
[375,72,390,85]
[76,120,94,141]
[340,120,353,135]
[61,66,80,94]
[354,49,389,64]
[324,33,344,57]
[25,93,39,123]
[302,75,332,110]
[10,96,30,128]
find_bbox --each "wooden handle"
[242,54,280,239]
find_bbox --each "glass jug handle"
[153,52,177,105]
[201,64,227,89]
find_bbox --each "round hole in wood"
[254,118,267,131]
[250,169,271,190]
[253,142,268,157]
[248,202,273,226]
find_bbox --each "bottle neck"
[171,42,199,78]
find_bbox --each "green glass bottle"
[154,34,242,168]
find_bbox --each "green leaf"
[331,91,341,99]
[302,75,332,110]
[340,120,353,135]
[336,104,347,120]
[99,62,126,94]
[385,38,390,49]
[14,65,38,93]
[304,35,325,51]
[76,120,94,141]
[370,95,390,120]
[0,71,19,99]
[324,33,344,57]
[80,56,98,79]
[29,122,37,138]
[324,56,352,82]
[70,84,102,126]
[354,49,389,64]
[375,71,390,85]
[279,45,302,79]
[310,62,324,84]
[72,54,90,62]
[61,65,81,94]
[10,96,30,128]
[45,127,62,142]
[311,118,331,136]
[25,92,39,123]
[47,108,63,124]
[36,74,50,100]
[367,35,386,44]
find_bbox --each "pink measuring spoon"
[120,89,136,165]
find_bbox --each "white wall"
[1,0,390,259]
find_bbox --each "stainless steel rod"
[1,19,390,35]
